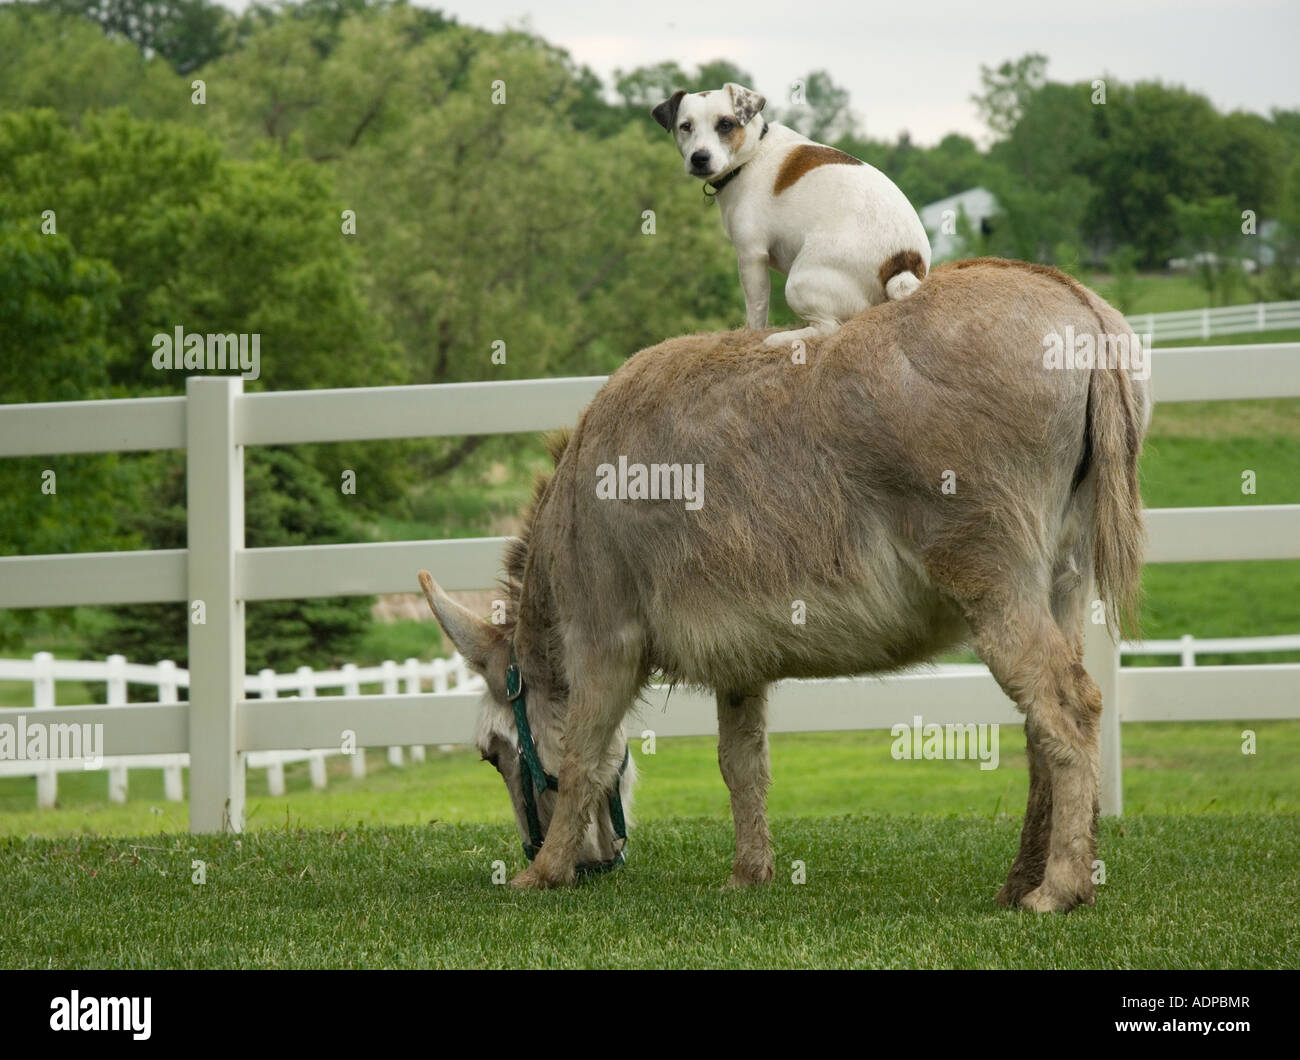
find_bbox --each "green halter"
[506,647,628,874]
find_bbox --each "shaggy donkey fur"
[420,257,1149,913]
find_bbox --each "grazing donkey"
[419,258,1150,913]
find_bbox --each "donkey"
[418,257,1150,912]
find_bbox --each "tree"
[780,70,855,141]
[1264,156,1300,299]
[1083,82,1270,266]
[1168,194,1253,304]
[0,7,187,123]
[614,60,691,110]
[972,53,1048,140]
[33,0,233,75]
[1102,245,1140,314]
[0,107,411,504]
[0,221,139,649]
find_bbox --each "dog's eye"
[717,118,734,132]
[679,121,691,133]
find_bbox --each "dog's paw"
[763,328,812,348]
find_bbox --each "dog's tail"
[879,249,928,301]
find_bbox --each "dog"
[653,83,932,347]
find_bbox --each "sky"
[215,0,1299,145]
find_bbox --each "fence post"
[258,668,285,797]
[106,654,129,803]
[33,651,56,809]
[381,660,403,767]
[1179,634,1196,669]
[187,376,246,833]
[157,660,184,801]
[1084,595,1123,817]
[1201,307,1210,340]
[404,657,425,763]
[340,663,366,778]
[295,664,342,783]
[434,658,456,752]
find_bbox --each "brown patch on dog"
[773,144,863,194]
[877,250,928,290]
[719,118,747,153]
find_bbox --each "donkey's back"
[556,258,1147,695]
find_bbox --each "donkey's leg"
[716,688,774,886]
[996,554,1089,906]
[969,602,1102,913]
[995,732,1051,906]
[512,654,641,890]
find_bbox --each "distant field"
[1088,271,1265,314]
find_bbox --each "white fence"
[1,342,1299,828]
[1127,301,1300,343]
[0,652,483,806]
[3,634,1297,807]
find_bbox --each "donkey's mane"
[500,428,571,630]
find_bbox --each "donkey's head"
[416,564,633,873]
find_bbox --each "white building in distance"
[919,187,999,261]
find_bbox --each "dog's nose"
[690,150,711,171]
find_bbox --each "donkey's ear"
[418,570,501,674]
[651,89,686,131]
[725,83,766,126]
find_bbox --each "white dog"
[653,83,931,347]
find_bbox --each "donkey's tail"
[1081,295,1149,640]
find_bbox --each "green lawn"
[2,812,1294,969]
[1089,271,1264,314]
[1,723,1296,968]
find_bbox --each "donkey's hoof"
[506,868,564,889]
[724,863,774,888]
[510,863,572,890]
[509,867,545,889]
[995,874,1038,907]
[1020,879,1095,913]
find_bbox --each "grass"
[4,722,1296,835]
[1,813,1295,969]
[1,723,1296,967]
[1088,272,1265,314]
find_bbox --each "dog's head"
[652,83,767,182]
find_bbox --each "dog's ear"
[651,90,686,132]
[725,83,766,126]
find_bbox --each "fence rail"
[2,634,1297,806]
[2,342,1299,827]
[0,652,484,804]
[1126,300,1300,343]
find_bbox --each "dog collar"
[703,120,769,202]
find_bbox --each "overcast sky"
[218,0,1298,145]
